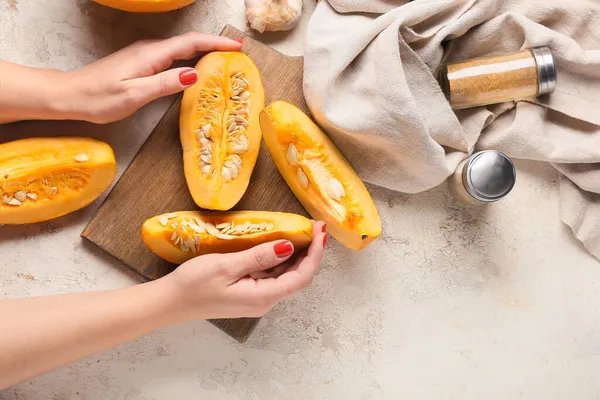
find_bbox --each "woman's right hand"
[63,32,242,123]
[0,32,242,124]
[163,221,327,321]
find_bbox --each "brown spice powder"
[444,49,539,109]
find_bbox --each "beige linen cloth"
[303,0,600,259]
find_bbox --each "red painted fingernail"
[179,69,197,86]
[323,234,328,247]
[321,223,327,233]
[274,241,293,258]
[233,38,243,44]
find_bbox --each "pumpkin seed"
[221,168,232,182]
[205,222,218,236]
[26,193,37,201]
[50,187,58,195]
[171,231,178,241]
[159,215,169,227]
[215,233,234,240]
[189,222,205,233]
[194,218,205,229]
[74,153,89,163]
[231,154,242,168]
[183,235,196,251]
[216,222,231,230]
[8,198,21,206]
[326,178,345,201]
[297,168,309,189]
[180,241,189,252]
[287,143,298,165]
[165,212,178,219]
[14,191,26,202]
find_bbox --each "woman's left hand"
[63,32,242,123]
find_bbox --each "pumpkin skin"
[180,52,265,210]
[260,101,381,250]
[0,137,117,225]
[142,211,313,264]
[93,0,195,12]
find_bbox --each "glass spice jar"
[447,150,516,205]
[439,46,557,109]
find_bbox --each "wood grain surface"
[81,25,309,343]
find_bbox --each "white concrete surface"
[1,1,600,399]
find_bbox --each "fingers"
[249,251,304,280]
[228,240,295,278]
[256,221,327,301]
[146,32,242,66]
[124,67,198,107]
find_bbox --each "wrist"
[0,62,80,123]
[44,70,87,121]
[141,277,199,325]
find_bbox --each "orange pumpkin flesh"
[92,0,195,12]
[142,211,313,264]
[0,137,116,225]
[180,52,265,211]
[260,101,381,250]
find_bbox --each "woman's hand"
[165,221,328,320]
[0,32,242,124]
[0,222,326,388]
[65,32,242,123]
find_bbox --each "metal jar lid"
[462,150,516,203]
[531,46,557,96]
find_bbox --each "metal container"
[447,150,516,204]
[440,46,557,109]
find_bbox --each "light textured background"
[1,1,600,399]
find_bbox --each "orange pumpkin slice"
[142,211,313,264]
[93,0,195,12]
[180,52,265,210]
[0,137,116,225]
[260,101,381,250]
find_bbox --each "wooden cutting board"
[82,25,310,342]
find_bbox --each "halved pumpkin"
[142,211,313,264]
[180,52,265,210]
[260,101,381,250]
[0,137,116,225]
[92,0,195,12]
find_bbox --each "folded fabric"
[304,0,600,259]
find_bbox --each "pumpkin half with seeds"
[92,0,196,12]
[260,101,381,250]
[180,52,265,211]
[0,137,117,225]
[142,211,313,264]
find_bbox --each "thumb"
[125,67,198,106]
[230,240,295,278]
